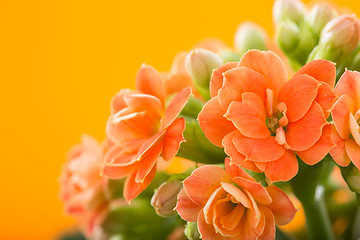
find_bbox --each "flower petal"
[197,210,224,240]
[350,113,360,146]
[203,187,227,224]
[315,83,336,119]
[198,96,236,147]
[124,92,164,118]
[123,165,156,203]
[256,150,298,182]
[258,206,276,240]
[175,188,202,222]
[110,89,128,115]
[233,133,285,162]
[161,118,186,161]
[345,139,360,170]
[103,147,138,179]
[135,142,163,183]
[330,127,351,167]
[332,95,353,139]
[161,87,192,129]
[224,92,270,139]
[295,59,336,87]
[221,182,252,208]
[296,124,334,165]
[238,50,287,97]
[335,70,360,109]
[210,62,238,98]
[233,177,272,205]
[224,157,257,180]
[265,186,297,225]
[218,67,269,110]
[286,102,328,151]
[277,74,319,122]
[220,204,246,231]
[183,165,231,206]
[136,65,166,103]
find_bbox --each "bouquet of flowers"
[59,0,360,239]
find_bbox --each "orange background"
[1,0,358,239]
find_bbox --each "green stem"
[177,117,226,164]
[290,156,335,240]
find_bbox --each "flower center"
[266,117,279,135]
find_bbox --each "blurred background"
[0,0,359,239]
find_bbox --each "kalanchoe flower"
[103,65,192,202]
[330,70,360,170]
[198,50,336,182]
[59,135,109,236]
[176,158,296,240]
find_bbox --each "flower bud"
[341,163,360,193]
[309,3,338,36]
[151,180,183,217]
[318,15,360,60]
[276,20,300,53]
[234,22,267,55]
[185,48,223,100]
[273,0,306,25]
[184,222,201,240]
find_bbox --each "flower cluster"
[59,0,360,240]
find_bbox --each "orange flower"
[103,65,191,202]
[59,135,109,236]
[198,50,336,181]
[176,158,296,240]
[330,70,360,170]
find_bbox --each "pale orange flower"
[176,158,296,240]
[103,65,191,202]
[60,135,109,236]
[330,70,360,170]
[198,50,336,181]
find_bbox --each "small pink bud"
[151,180,183,217]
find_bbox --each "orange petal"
[277,74,319,122]
[103,147,138,179]
[330,126,351,167]
[164,73,194,97]
[224,157,257,180]
[213,197,239,236]
[257,150,298,182]
[221,182,252,208]
[315,83,336,119]
[237,210,266,240]
[198,96,236,147]
[161,87,192,129]
[295,59,336,87]
[225,92,270,139]
[233,177,272,205]
[258,206,276,240]
[296,125,334,165]
[345,139,360,170]
[265,186,297,225]
[124,92,164,118]
[135,143,163,183]
[223,132,262,173]
[332,95,353,139]
[203,187,227,224]
[349,113,360,146]
[197,210,224,240]
[183,165,231,206]
[123,165,156,203]
[210,62,238,98]
[134,131,165,162]
[175,188,202,222]
[220,205,245,231]
[136,65,166,104]
[286,102,328,151]
[110,89,128,115]
[233,133,285,162]
[218,67,269,110]
[161,118,186,161]
[335,70,360,108]
[245,190,261,227]
[238,50,287,96]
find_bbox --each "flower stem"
[290,155,335,240]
